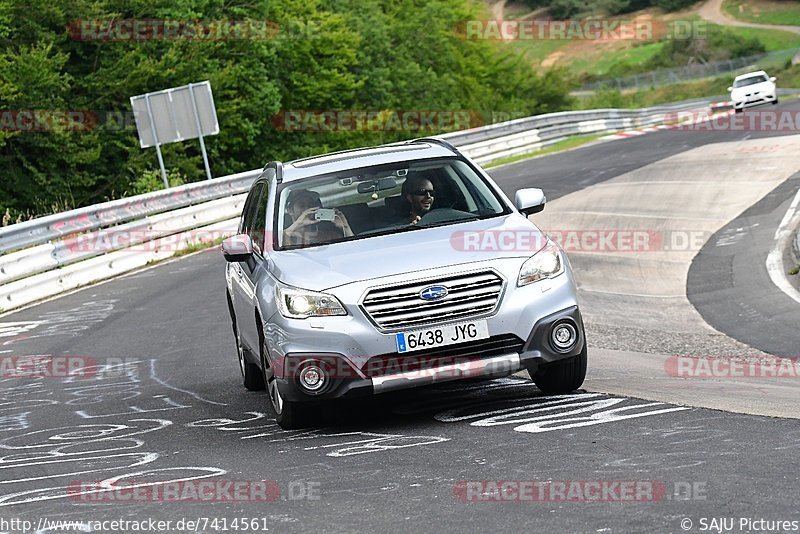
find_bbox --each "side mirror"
[221,234,253,262]
[515,188,546,216]
[770,77,776,82]
[727,86,733,92]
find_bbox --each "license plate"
[395,320,489,353]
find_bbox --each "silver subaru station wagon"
[222,138,586,429]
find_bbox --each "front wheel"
[261,339,314,429]
[772,98,779,105]
[532,343,587,394]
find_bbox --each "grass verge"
[723,0,800,27]
[173,235,227,258]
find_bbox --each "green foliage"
[723,0,800,27]
[581,24,768,82]
[0,0,574,218]
[581,87,628,108]
[128,169,186,196]
[643,27,766,70]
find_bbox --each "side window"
[248,181,271,255]
[240,182,265,236]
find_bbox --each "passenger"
[399,176,436,225]
[283,189,353,246]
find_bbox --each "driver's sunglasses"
[412,188,435,197]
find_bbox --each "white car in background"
[728,70,778,113]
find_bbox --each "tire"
[772,98,779,105]
[532,343,587,395]
[734,108,742,114]
[260,337,314,430]
[227,292,264,391]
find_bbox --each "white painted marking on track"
[765,185,800,305]
[148,359,226,406]
[0,322,43,338]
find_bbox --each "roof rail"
[263,160,284,183]
[406,137,460,154]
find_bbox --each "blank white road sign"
[131,81,219,149]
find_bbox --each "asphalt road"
[688,171,800,356]
[1,101,799,533]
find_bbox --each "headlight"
[517,239,564,287]
[276,284,347,319]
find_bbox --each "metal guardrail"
[444,98,717,164]
[0,96,738,312]
[0,196,245,286]
[0,168,259,256]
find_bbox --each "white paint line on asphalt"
[148,359,228,406]
[765,185,800,305]
[775,185,800,240]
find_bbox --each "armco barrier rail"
[0,96,757,312]
[442,97,720,164]
[0,168,259,256]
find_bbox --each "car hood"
[269,214,547,291]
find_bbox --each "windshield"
[275,157,509,249]
[733,74,768,88]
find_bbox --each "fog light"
[299,364,326,392]
[551,322,577,353]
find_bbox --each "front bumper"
[261,256,584,403]
[733,92,777,110]
[271,305,585,403]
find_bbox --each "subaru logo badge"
[419,285,448,301]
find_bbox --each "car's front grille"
[363,334,524,378]
[361,270,504,330]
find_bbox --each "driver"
[400,176,435,225]
[283,189,353,246]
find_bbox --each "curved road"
[1,101,799,532]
